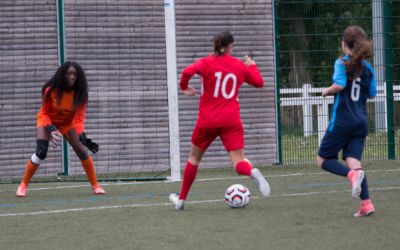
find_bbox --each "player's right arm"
[37,87,62,146]
[37,87,53,128]
[322,84,344,97]
[322,59,345,97]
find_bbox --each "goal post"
[164,0,181,181]
[1,0,182,183]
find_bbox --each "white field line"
[2,168,399,193]
[197,168,400,182]
[0,186,399,217]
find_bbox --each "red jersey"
[180,54,264,127]
[37,87,86,134]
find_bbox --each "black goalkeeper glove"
[79,132,99,154]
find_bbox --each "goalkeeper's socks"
[179,161,198,200]
[81,156,99,186]
[21,160,38,185]
[360,175,370,200]
[235,159,252,176]
[321,159,350,177]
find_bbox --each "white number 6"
[351,77,361,101]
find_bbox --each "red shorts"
[191,121,244,152]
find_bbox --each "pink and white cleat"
[92,184,106,195]
[354,199,375,218]
[16,183,27,197]
[347,169,365,198]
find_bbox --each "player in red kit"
[169,31,270,210]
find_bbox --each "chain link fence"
[275,0,399,164]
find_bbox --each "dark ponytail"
[342,26,373,80]
[213,31,234,56]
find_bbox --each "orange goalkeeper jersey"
[37,87,86,135]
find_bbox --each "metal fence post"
[57,0,69,176]
[302,84,312,137]
[372,0,387,132]
[383,0,395,159]
[273,0,282,164]
[317,99,329,145]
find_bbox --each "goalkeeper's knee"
[31,140,49,165]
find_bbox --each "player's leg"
[17,126,50,197]
[66,129,105,195]
[229,149,251,176]
[179,143,205,201]
[170,143,206,210]
[317,156,350,177]
[170,125,214,210]
[343,136,374,217]
[317,127,350,177]
[222,122,270,197]
[343,129,367,199]
[228,149,271,197]
[345,157,374,217]
[345,157,365,198]
[347,162,374,217]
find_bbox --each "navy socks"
[321,159,350,177]
[321,159,370,200]
[360,175,370,200]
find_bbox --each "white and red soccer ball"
[224,184,250,208]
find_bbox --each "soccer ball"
[224,184,250,208]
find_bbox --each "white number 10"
[214,72,237,99]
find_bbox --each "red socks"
[179,161,198,200]
[178,159,251,200]
[235,160,252,176]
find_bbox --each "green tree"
[277,0,372,88]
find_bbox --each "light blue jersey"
[328,55,377,131]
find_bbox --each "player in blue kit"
[316,26,377,217]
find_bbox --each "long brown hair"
[342,26,373,80]
[42,61,88,107]
[213,31,234,56]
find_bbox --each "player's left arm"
[72,103,99,154]
[366,63,377,98]
[244,55,264,88]
[323,59,346,97]
[179,59,206,95]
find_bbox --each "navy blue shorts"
[318,123,367,161]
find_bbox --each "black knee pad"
[36,140,49,160]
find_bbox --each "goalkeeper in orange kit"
[16,61,106,197]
